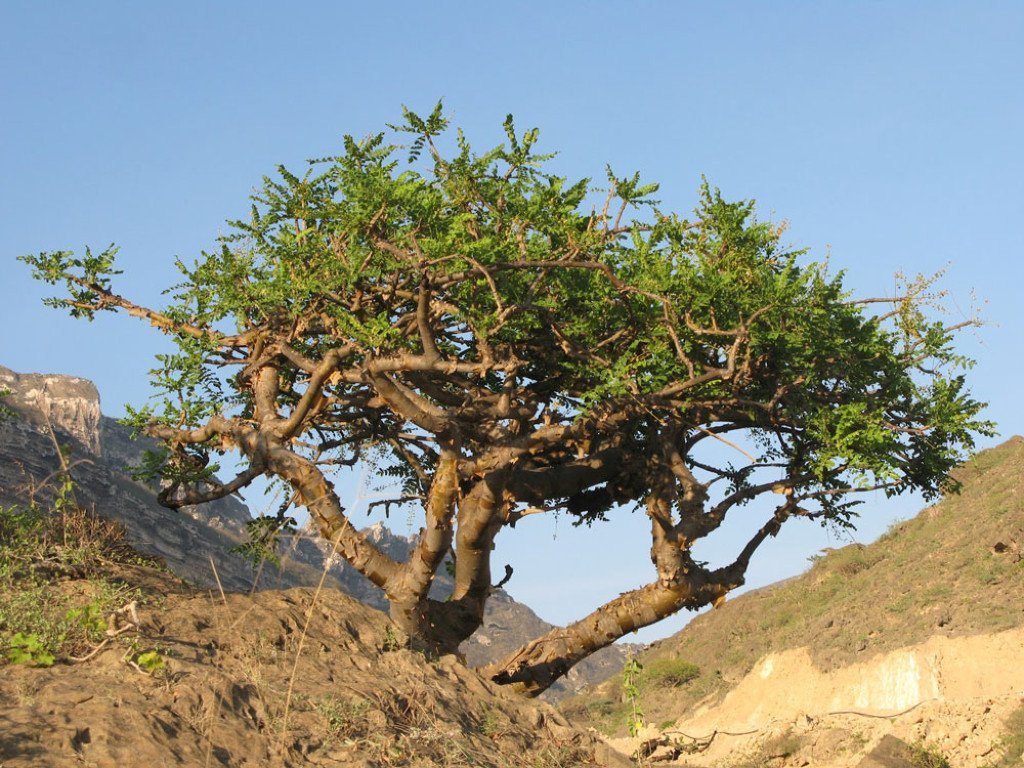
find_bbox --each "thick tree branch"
[367,371,449,435]
[158,465,264,508]
[395,451,460,602]
[506,448,626,505]
[64,274,253,345]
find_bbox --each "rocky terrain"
[0,365,633,700]
[566,437,1024,767]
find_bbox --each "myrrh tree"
[22,105,988,695]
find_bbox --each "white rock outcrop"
[0,365,102,455]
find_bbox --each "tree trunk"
[479,575,725,696]
[386,452,461,653]
[412,470,509,651]
[480,477,727,697]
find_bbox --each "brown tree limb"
[63,273,253,345]
[158,466,265,508]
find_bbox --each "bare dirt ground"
[0,566,630,767]
[604,627,1024,767]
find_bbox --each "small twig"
[68,637,112,663]
[694,425,756,462]
[662,698,938,752]
[823,699,933,719]
[68,601,141,662]
[208,556,227,605]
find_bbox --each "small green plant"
[973,556,1008,585]
[5,632,56,667]
[622,656,645,737]
[314,695,372,742]
[0,387,13,423]
[381,624,401,652]
[65,603,108,637]
[911,742,952,768]
[133,649,166,674]
[886,594,915,613]
[479,708,502,737]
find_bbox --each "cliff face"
[647,627,1024,767]
[0,365,632,699]
[0,366,103,456]
[0,365,308,592]
[0,365,440,600]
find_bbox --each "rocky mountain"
[0,365,332,593]
[0,365,632,700]
[566,437,1024,767]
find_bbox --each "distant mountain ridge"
[0,364,632,699]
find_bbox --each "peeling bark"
[386,451,460,650]
[261,442,401,590]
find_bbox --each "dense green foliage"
[23,105,988,528]
[18,105,992,689]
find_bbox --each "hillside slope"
[0,560,630,767]
[0,364,631,699]
[564,437,1024,763]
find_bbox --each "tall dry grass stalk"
[278,528,343,745]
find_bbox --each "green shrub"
[642,657,701,688]
[5,632,55,667]
[911,743,951,768]
[1,479,148,667]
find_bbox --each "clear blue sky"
[2,2,1021,642]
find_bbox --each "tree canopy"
[21,104,990,695]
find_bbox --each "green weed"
[479,707,503,737]
[381,624,401,652]
[313,695,372,741]
[622,656,645,737]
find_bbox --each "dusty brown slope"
[0,564,630,767]
[0,364,632,700]
[565,436,1024,736]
